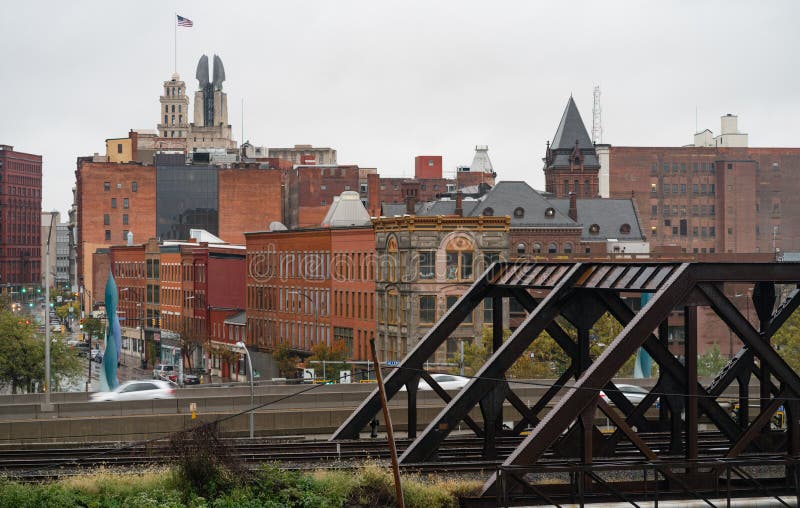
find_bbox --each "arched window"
[513,207,525,218]
[545,207,555,218]
[171,105,175,113]
[483,207,494,216]
[619,223,631,234]
[589,224,600,235]
[547,243,557,253]
[516,243,526,255]
[564,242,573,254]
[532,243,542,254]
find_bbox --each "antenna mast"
[592,85,603,144]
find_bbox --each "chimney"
[405,194,417,214]
[454,191,463,217]
[367,173,381,217]
[568,192,578,221]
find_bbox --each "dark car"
[182,374,200,385]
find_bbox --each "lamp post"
[235,340,254,439]
[289,290,319,365]
[42,212,57,411]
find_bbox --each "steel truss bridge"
[333,261,800,506]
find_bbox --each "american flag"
[177,15,193,27]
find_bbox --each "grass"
[0,464,484,508]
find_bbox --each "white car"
[400,373,470,391]
[599,384,650,405]
[90,380,177,402]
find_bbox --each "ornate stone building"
[372,215,510,364]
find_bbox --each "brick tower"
[543,96,600,198]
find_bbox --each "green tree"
[306,340,349,382]
[0,310,82,393]
[272,343,300,378]
[698,343,728,377]
[83,316,105,342]
[773,306,800,372]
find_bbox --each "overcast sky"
[1,1,798,216]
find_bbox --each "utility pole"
[42,212,56,412]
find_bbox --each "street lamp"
[235,341,255,439]
[42,212,57,411]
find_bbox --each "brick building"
[74,156,283,308]
[109,235,246,379]
[245,191,377,378]
[0,145,42,288]
[605,115,800,255]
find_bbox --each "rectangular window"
[132,181,138,192]
[693,184,699,194]
[122,230,129,241]
[701,227,707,238]
[701,163,707,172]
[419,251,435,279]
[117,143,123,154]
[103,214,110,226]
[419,295,436,323]
[692,163,698,172]
[664,183,670,195]
[650,163,657,175]
[111,198,117,208]
[692,205,698,215]
[104,181,110,191]
[680,163,686,173]
[123,214,128,225]
[700,184,707,194]
[692,226,698,237]
[662,163,669,173]
[104,230,111,241]
[446,251,474,280]
[123,198,129,209]
[651,204,658,216]
[447,295,471,323]
[710,205,715,216]
[709,184,715,194]
[483,297,493,323]
[710,227,716,237]
[680,184,686,194]
[483,251,500,270]
[460,252,473,280]
[672,163,678,173]
[672,184,678,194]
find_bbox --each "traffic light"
[21,288,26,294]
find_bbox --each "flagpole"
[174,12,177,73]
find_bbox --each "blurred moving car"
[599,384,651,405]
[152,364,175,380]
[400,373,470,391]
[89,380,177,402]
[166,373,200,385]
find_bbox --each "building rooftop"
[321,191,372,227]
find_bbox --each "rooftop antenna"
[591,86,603,144]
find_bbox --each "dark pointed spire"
[551,96,594,151]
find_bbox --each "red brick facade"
[0,146,42,286]
[218,167,283,244]
[608,146,800,254]
[245,226,376,362]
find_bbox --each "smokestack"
[568,192,578,221]
[454,191,463,217]
[367,173,381,217]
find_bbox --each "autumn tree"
[82,316,105,342]
[698,344,728,377]
[306,339,349,382]
[272,343,300,378]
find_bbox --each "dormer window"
[619,223,631,234]
[513,207,524,218]
[589,224,600,235]
[483,207,494,216]
[544,207,555,218]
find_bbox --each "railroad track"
[0,431,734,480]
